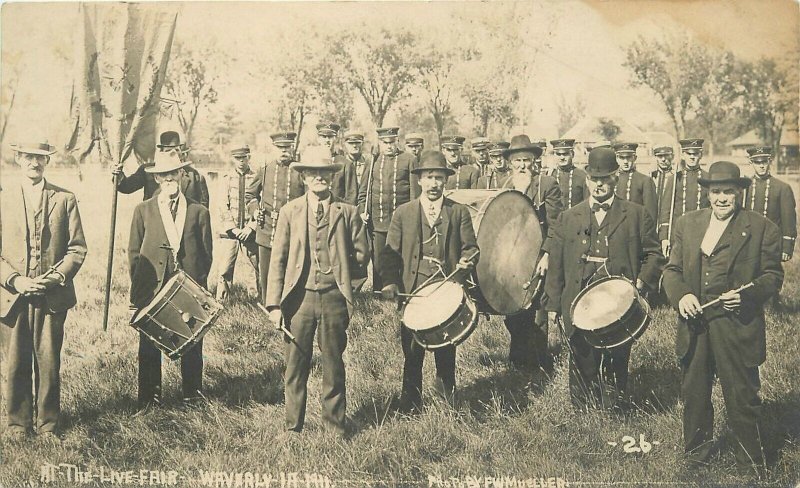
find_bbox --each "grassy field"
[0,167,798,488]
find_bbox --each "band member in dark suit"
[650,145,675,219]
[545,147,664,410]
[113,130,210,208]
[404,133,425,165]
[744,146,796,262]
[321,124,358,206]
[340,131,369,190]
[128,151,213,409]
[502,135,563,373]
[380,150,478,412]
[477,141,511,189]
[357,127,419,291]
[614,142,658,221]
[441,135,480,190]
[266,145,369,435]
[663,161,783,471]
[550,138,589,210]
[470,137,491,177]
[0,141,87,440]
[246,132,305,302]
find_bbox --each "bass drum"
[446,189,543,315]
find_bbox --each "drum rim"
[402,279,465,331]
[413,295,479,350]
[570,275,638,331]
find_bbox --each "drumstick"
[700,282,754,310]
[256,302,298,342]
[421,249,481,296]
[372,291,424,298]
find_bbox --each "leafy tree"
[556,92,587,137]
[163,42,219,147]
[597,118,621,142]
[417,46,462,141]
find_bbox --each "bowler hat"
[699,161,750,188]
[157,130,188,151]
[502,135,543,159]
[585,147,619,177]
[11,141,57,156]
[290,145,342,172]
[145,150,191,174]
[411,150,455,176]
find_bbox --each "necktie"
[169,198,179,221]
[316,201,324,223]
[591,202,610,212]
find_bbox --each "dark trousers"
[138,334,203,405]
[1,299,66,433]
[370,231,387,291]
[568,332,631,410]
[283,288,349,434]
[257,245,272,303]
[682,318,763,465]
[399,325,456,410]
[504,307,551,372]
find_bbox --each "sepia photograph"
[0,1,798,486]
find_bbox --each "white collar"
[307,191,331,210]
[158,189,184,207]
[21,178,45,192]
[420,195,444,211]
[710,211,734,226]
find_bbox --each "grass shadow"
[626,356,682,414]
[204,361,285,407]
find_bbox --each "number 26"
[622,434,652,453]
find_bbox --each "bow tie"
[591,202,610,212]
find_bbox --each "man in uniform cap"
[550,138,589,210]
[404,133,425,164]
[114,130,210,208]
[128,150,213,410]
[380,150,478,412]
[613,142,658,221]
[266,145,369,436]
[663,160,783,472]
[215,142,260,301]
[316,122,343,157]
[478,141,511,189]
[357,127,420,291]
[658,138,710,257]
[545,147,663,410]
[501,135,563,373]
[651,146,676,220]
[340,131,369,190]
[1,140,87,440]
[744,146,796,262]
[246,131,305,302]
[440,135,480,190]
[470,137,491,177]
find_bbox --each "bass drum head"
[475,190,543,315]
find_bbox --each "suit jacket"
[662,208,783,366]
[380,197,478,293]
[332,155,359,206]
[0,181,87,320]
[445,164,481,190]
[617,169,658,222]
[128,196,213,308]
[118,163,210,208]
[544,198,664,336]
[266,196,369,319]
[217,167,257,235]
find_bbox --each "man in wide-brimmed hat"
[663,161,783,473]
[380,149,478,413]
[1,140,87,441]
[114,130,210,208]
[744,146,796,262]
[128,150,213,410]
[265,145,369,436]
[545,147,663,411]
[500,135,563,374]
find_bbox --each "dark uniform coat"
[245,160,305,248]
[331,155,359,206]
[445,164,481,191]
[658,168,710,242]
[477,169,513,190]
[357,152,419,233]
[552,165,589,210]
[650,168,673,218]
[744,175,797,258]
[617,169,658,221]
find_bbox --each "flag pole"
[103,170,120,331]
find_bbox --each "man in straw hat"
[545,147,663,411]
[128,150,213,410]
[265,145,369,436]
[114,130,210,208]
[663,161,783,473]
[215,141,260,301]
[1,140,87,441]
[380,150,478,413]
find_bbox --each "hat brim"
[698,177,750,188]
[144,160,192,174]
[290,162,342,172]
[585,168,619,178]
[411,166,455,176]
[502,146,543,159]
[11,144,57,156]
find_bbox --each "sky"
[1,0,797,148]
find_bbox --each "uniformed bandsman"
[614,142,658,221]
[340,131,369,190]
[550,138,589,210]
[477,141,511,189]
[357,127,419,291]
[744,146,796,261]
[246,132,305,301]
[404,132,425,165]
[470,137,491,177]
[650,146,675,219]
[658,138,710,257]
[441,135,480,190]
[316,122,343,157]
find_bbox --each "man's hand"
[381,284,399,300]
[235,227,254,242]
[678,293,702,319]
[782,252,790,262]
[535,252,549,276]
[268,309,282,330]
[548,311,560,323]
[636,278,645,292]
[360,212,370,224]
[661,240,670,257]
[457,255,475,270]
[719,291,741,312]
[11,276,46,296]
[111,161,124,176]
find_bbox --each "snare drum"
[131,270,223,359]
[402,280,478,350]
[570,276,651,349]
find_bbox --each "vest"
[23,189,43,276]
[583,212,610,286]
[418,206,445,284]
[303,204,337,291]
[699,224,732,321]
